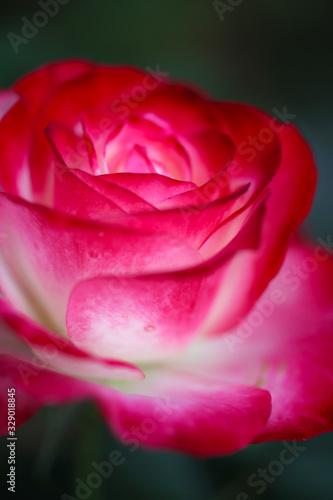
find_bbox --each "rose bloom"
[0,60,332,456]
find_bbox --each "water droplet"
[88,249,99,259]
[144,325,155,332]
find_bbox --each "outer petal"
[13,59,94,113]
[0,193,202,331]
[0,62,150,202]
[178,238,333,443]
[0,61,93,199]
[0,298,144,382]
[97,184,251,255]
[127,84,219,138]
[0,90,18,120]
[211,119,317,332]
[0,354,104,436]
[1,355,271,456]
[103,381,271,457]
[0,355,41,435]
[213,102,281,198]
[27,65,150,199]
[157,106,279,211]
[183,130,236,185]
[256,238,333,441]
[66,198,265,362]
[0,101,33,199]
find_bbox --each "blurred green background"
[0,0,332,498]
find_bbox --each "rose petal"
[45,120,95,175]
[4,355,271,456]
[73,169,158,214]
[0,90,18,120]
[53,163,124,220]
[176,238,333,442]
[0,193,202,330]
[0,355,41,435]
[0,298,144,381]
[104,381,271,457]
[99,173,196,206]
[13,59,94,112]
[66,198,265,362]
[212,121,317,332]
[184,130,236,185]
[0,101,33,199]
[98,184,251,256]
[133,84,219,137]
[24,65,150,200]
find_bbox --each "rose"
[0,60,332,456]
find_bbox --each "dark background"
[0,1,332,499]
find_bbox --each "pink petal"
[13,59,94,112]
[184,130,236,185]
[210,110,316,332]
[0,298,144,381]
[0,101,33,199]
[99,172,196,206]
[21,65,150,200]
[73,169,158,214]
[131,84,219,137]
[103,115,192,180]
[44,132,125,220]
[0,90,18,120]
[66,199,265,362]
[213,102,281,198]
[103,381,271,457]
[256,239,333,441]
[0,193,202,330]
[0,61,94,201]
[0,355,41,435]
[2,354,271,456]
[98,184,251,256]
[52,162,125,220]
[180,238,333,443]
[45,120,95,175]
[123,145,155,174]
